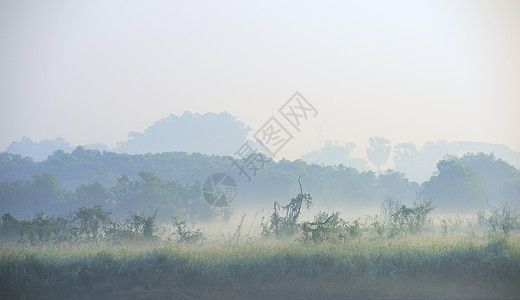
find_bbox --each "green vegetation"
[1,232,519,299]
[0,170,214,222]
[1,186,519,299]
[1,152,519,298]
[3,150,518,220]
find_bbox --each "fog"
[1,1,520,299]
[1,0,520,155]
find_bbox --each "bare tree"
[381,197,401,226]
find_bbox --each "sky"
[1,0,519,160]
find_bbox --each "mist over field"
[1,0,520,299]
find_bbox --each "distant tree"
[301,141,369,171]
[392,141,520,183]
[455,153,520,208]
[75,181,108,207]
[420,158,488,212]
[5,136,73,161]
[377,170,419,203]
[28,173,72,215]
[115,111,251,155]
[366,137,392,174]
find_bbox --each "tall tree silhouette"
[366,137,392,174]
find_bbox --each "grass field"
[1,233,519,299]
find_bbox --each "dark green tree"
[420,159,488,212]
[75,181,108,207]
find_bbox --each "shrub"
[487,203,518,236]
[302,211,361,243]
[171,218,205,244]
[262,177,312,239]
[388,200,434,237]
[19,212,78,245]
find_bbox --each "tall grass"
[1,233,519,299]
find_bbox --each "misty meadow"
[2,0,520,299]
[1,145,519,299]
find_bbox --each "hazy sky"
[1,0,519,159]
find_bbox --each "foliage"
[171,218,205,244]
[230,214,247,243]
[420,158,488,212]
[0,148,410,216]
[1,235,519,299]
[262,177,313,239]
[370,216,385,238]
[3,150,517,216]
[388,200,435,237]
[487,204,519,236]
[111,211,159,241]
[1,206,161,245]
[19,213,77,245]
[456,153,520,206]
[302,211,361,243]
[0,171,214,223]
[73,205,113,241]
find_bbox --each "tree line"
[1,148,519,219]
[0,170,220,222]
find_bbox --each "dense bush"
[301,211,361,243]
[0,171,214,222]
[0,207,160,245]
[388,200,435,237]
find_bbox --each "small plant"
[346,218,361,238]
[230,214,246,244]
[440,218,448,237]
[370,216,385,238]
[477,210,487,228]
[171,218,205,244]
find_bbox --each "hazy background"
[1,0,519,162]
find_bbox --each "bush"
[171,218,205,244]
[19,213,78,245]
[262,177,312,239]
[302,211,361,243]
[487,204,518,236]
[3,206,161,245]
[388,200,434,237]
[73,205,113,241]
